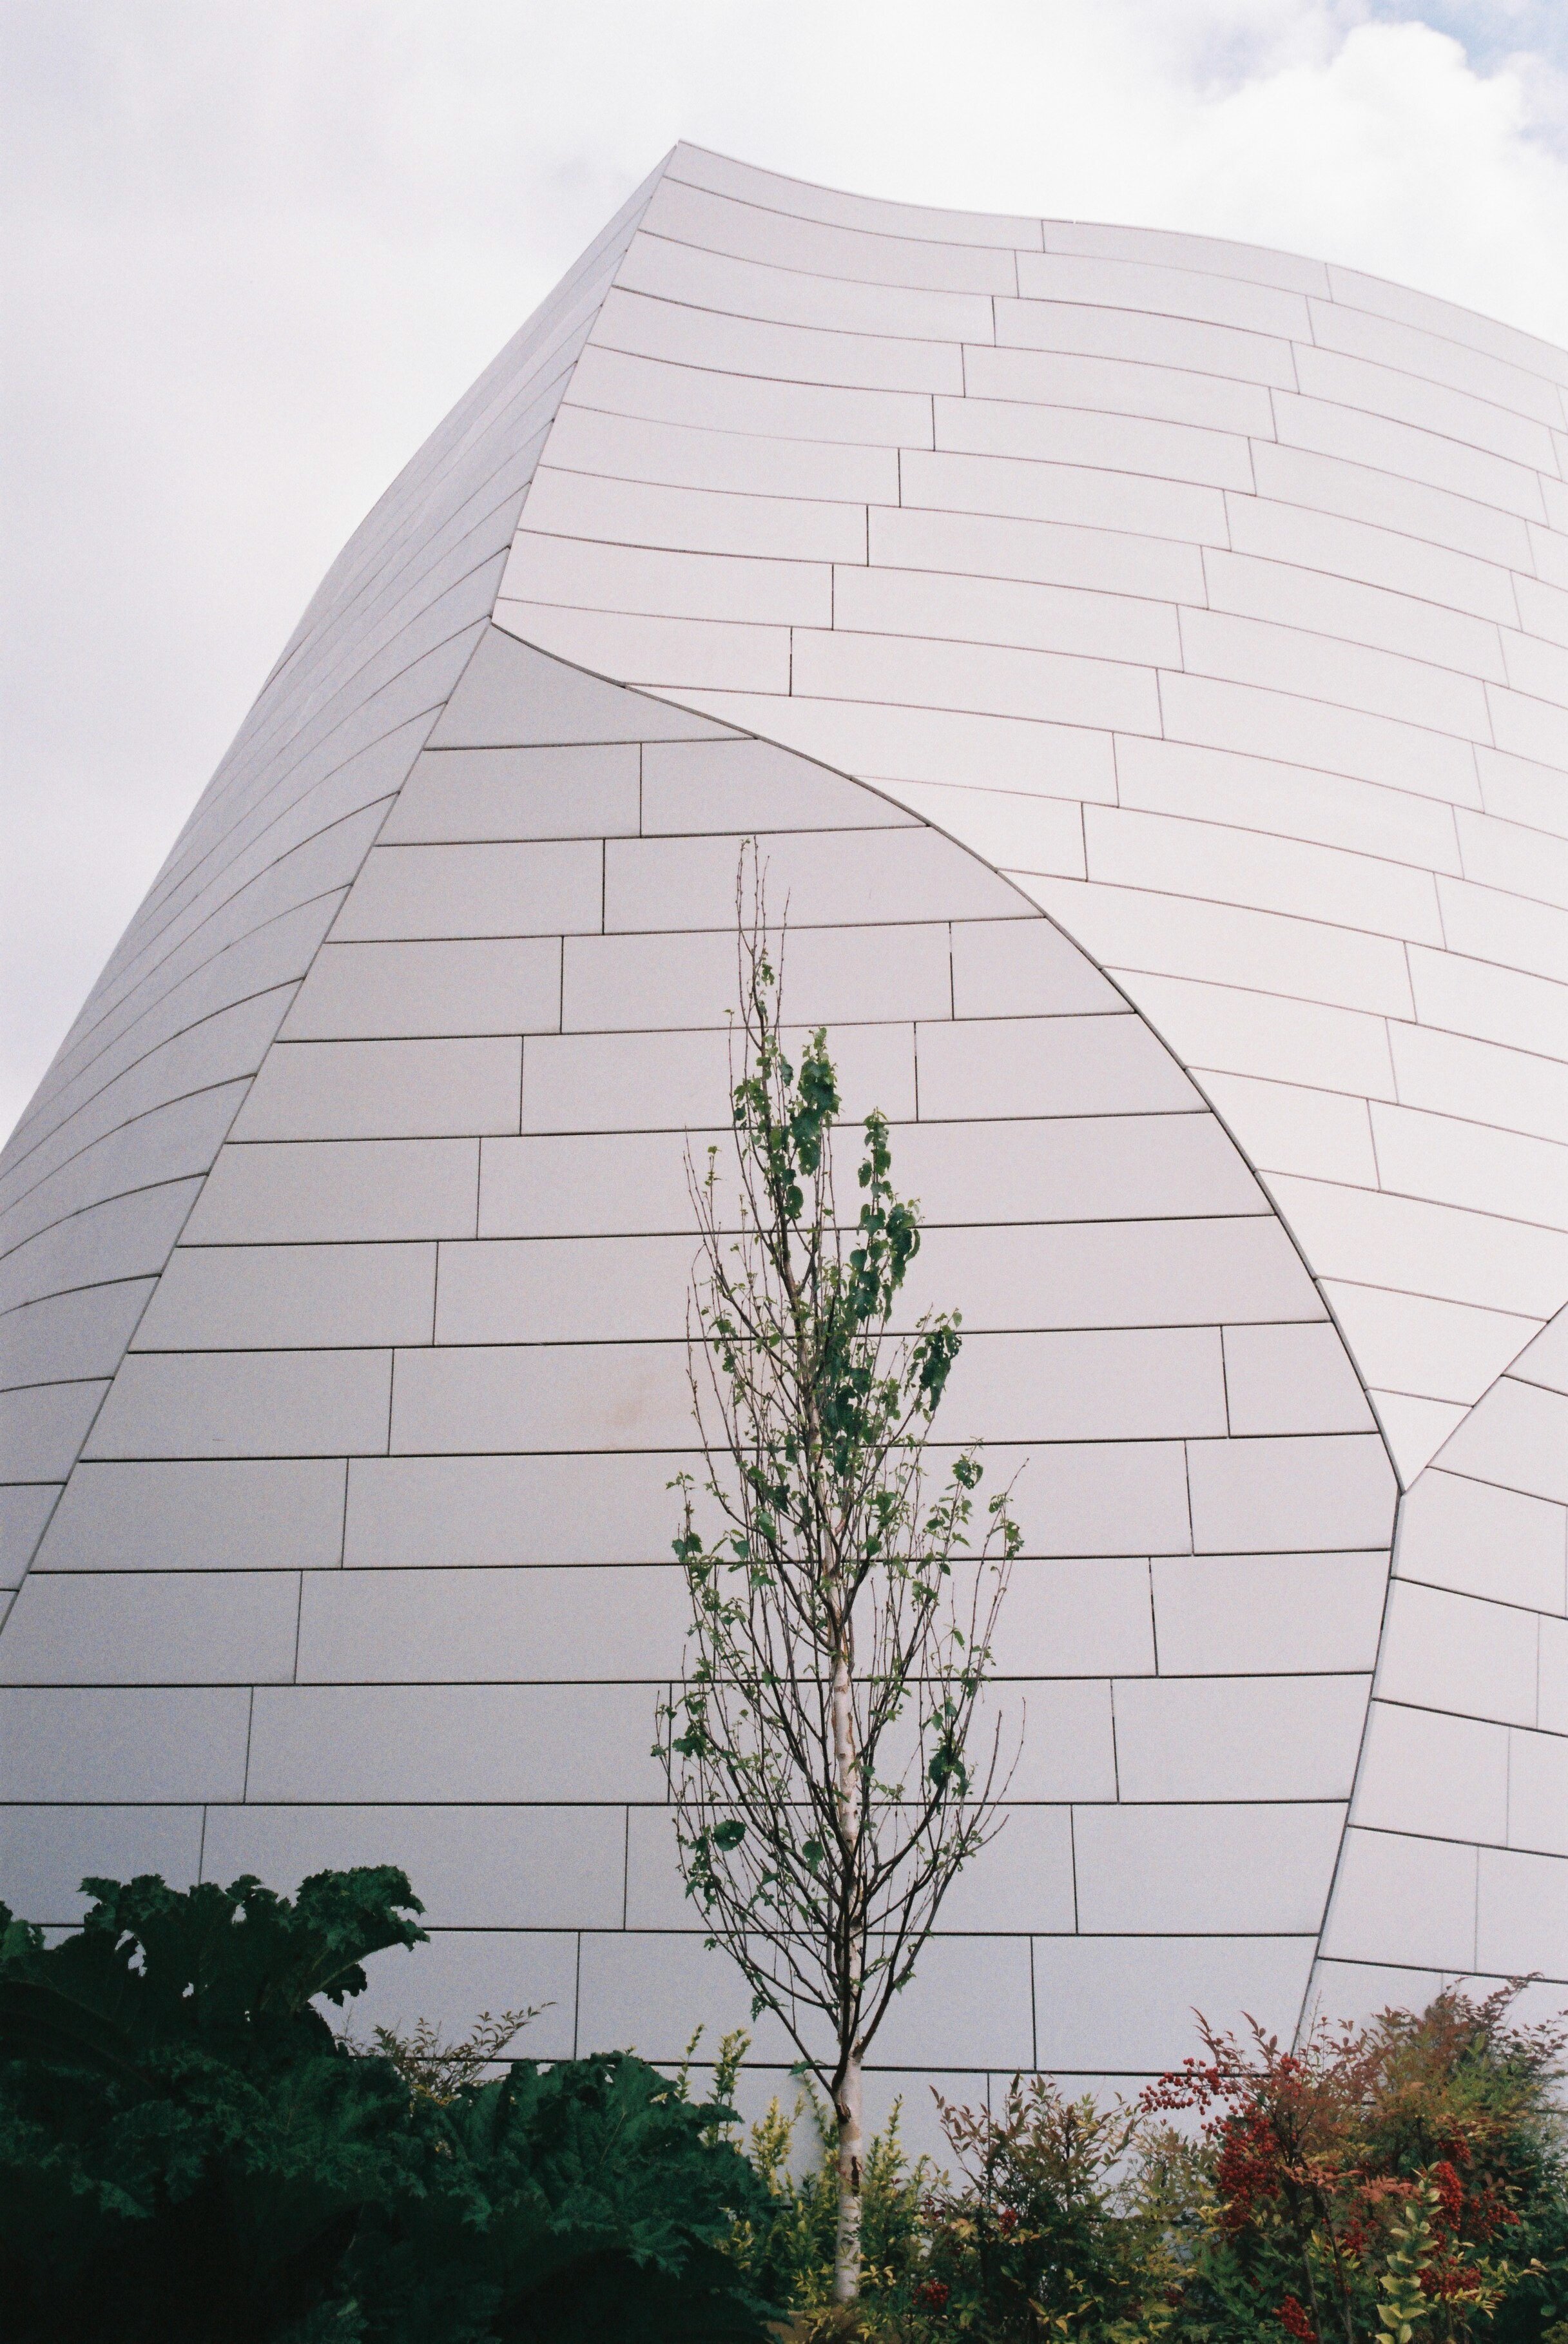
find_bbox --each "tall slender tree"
[659,855,1022,2307]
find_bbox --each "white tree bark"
[831,1643,864,2303]
[834,2048,865,2305]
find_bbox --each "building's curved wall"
[1317,1295,1568,2010]
[493,144,1568,1490]
[0,630,1397,2098]
[3,152,1563,2065]
[0,163,664,1613]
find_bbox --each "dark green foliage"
[0,1870,773,2343]
[0,1868,432,2341]
[336,2049,777,2342]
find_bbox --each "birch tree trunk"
[834,2049,865,2305]
[831,1640,863,2303]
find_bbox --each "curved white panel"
[5,153,1564,2068]
[1317,1299,1568,2009]
[0,631,1397,2091]
[0,166,665,1598]
[489,143,1568,1487]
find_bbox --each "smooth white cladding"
[1315,1299,1568,2011]
[492,143,1568,1489]
[0,162,667,1599]
[0,623,1398,2088]
[6,151,1566,2068]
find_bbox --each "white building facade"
[2,150,1565,2098]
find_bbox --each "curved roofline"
[661,139,1568,365]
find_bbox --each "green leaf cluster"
[0,1870,774,2342]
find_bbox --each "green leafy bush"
[0,1870,773,2343]
[6,1867,1563,2342]
[909,2075,1178,2340]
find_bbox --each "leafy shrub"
[1141,1986,1568,2344]
[0,1870,773,2342]
[720,2048,933,2332]
[909,2075,1178,2340]
[6,1866,1563,2343]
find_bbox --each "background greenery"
[2,1866,1563,2341]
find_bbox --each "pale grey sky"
[4,0,1566,1145]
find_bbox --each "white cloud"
[3,0,1565,1139]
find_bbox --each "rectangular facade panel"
[1317,1827,1478,1971]
[869,503,1206,603]
[563,342,937,450]
[1152,1553,1389,1674]
[543,396,904,501]
[1074,1803,1346,1933]
[1185,1433,1397,1553]
[521,463,870,565]
[600,829,1017,928]
[795,625,1162,735]
[837,559,1183,665]
[1373,1580,1539,1726]
[943,1326,1227,1443]
[0,1803,204,1926]
[593,284,965,395]
[876,1112,1262,1225]
[1395,1466,1567,1613]
[908,1217,1321,1331]
[640,737,913,835]
[36,1457,347,1574]
[900,446,1228,545]
[962,340,1276,434]
[0,1279,155,1391]
[1014,252,1312,338]
[563,922,954,1031]
[232,1038,522,1140]
[132,1243,437,1351]
[84,1350,393,1460]
[0,1569,300,1685]
[1114,1674,1370,1801]
[246,1682,666,1801]
[330,840,604,943]
[202,1801,628,1928]
[280,939,563,1040]
[479,1130,700,1238]
[1032,1936,1315,2073]
[389,1340,691,1455]
[0,1685,249,1800]
[380,743,641,844]
[1250,441,1533,568]
[991,1555,1156,1678]
[1351,1698,1509,1842]
[1028,875,1417,1016]
[183,1139,479,1245]
[996,291,1297,383]
[523,1023,916,1131]
[0,1380,108,1482]
[1221,1322,1377,1435]
[295,1563,686,1681]
[344,1449,700,1567]
[916,1014,1196,1120]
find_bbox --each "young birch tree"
[659,858,1022,2308]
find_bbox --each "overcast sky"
[3,0,1567,1146]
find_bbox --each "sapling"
[659,855,1021,2306]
